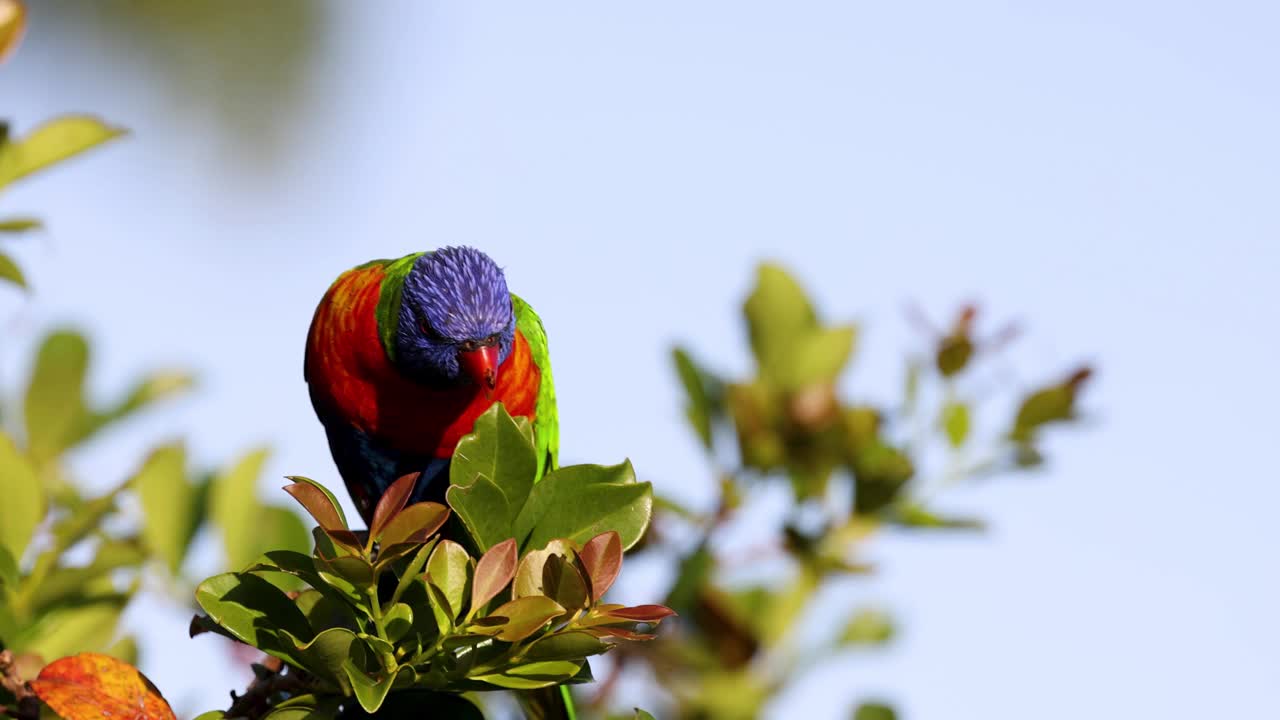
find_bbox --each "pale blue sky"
[1,2,1277,718]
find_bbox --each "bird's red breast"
[304,262,540,457]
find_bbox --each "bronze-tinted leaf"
[283,481,346,532]
[471,538,517,612]
[369,472,419,540]
[378,501,449,548]
[486,596,565,642]
[577,531,623,601]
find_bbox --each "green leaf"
[471,538,517,613]
[288,627,359,690]
[27,539,147,612]
[776,325,857,390]
[472,671,561,690]
[0,544,16,587]
[840,608,895,646]
[0,115,125,189]
[194,572,312,653]
[446,404,538,552]
[940,401,971,448]
[135,443,200,574]
[0,251,24,289]
[23,329,89,462]
[261,704,342,720]
[210,448,270,570]
[256,506,313,559]
[635,710,658,720]
[523,631,610,662]
[672,346,716,450]
[383,603,413,643]
[903,360,921,415]
[193,712,228,720]
[389,539,437,609]
[20,596,126,659]
[853,701,898,720]
[852,441,914,515]
[1011,370,1090,442]
[744,263,818,371]
[84,370,195,436]
[295,589,360,635]
[504,660,582,679]
[890,503,983,531]
[315,554,375,588]
[513,461,652,551]
[342,648,406,713]
[0,432,42,562]
[105,635,139,665]
[427,540,473,622]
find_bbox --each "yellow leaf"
[0,115,126,189]
[30,652,176,720]
[0,0,25,64]
[0,432,43,561]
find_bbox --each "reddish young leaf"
[578,531,623,600]
[472,538,518,612]
[30,653,176,720]
[284,482,345,532]
[606,604,677,623]
[369,472,420,540]
[324,528,365,553]
[378,501,449,547]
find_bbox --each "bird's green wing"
[512,293,559,478]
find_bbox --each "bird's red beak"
[459,345,500,393]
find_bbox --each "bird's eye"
[461,340,477,352]
[485,334,499,346]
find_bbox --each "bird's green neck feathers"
[374,252,427,361]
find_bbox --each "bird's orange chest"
[305,264,539,457]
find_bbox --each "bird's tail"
[517,686,577,720]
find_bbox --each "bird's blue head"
[395,246,516,388]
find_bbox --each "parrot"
[304,246,574,718]
[304,245,559,522]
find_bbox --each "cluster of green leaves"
[0,328,311,671]
[0,114,310,718]
[190,406,670,718]
[0,116,125,290]
[602,263,1093,719]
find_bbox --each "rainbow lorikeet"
[304,246,559,525]
[307,247,575,717]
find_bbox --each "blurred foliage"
[0,65,312,717]
[1,9,1095,719]
[25,0,328,173]
[187,406,669,719]
[580,263,1092,719]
